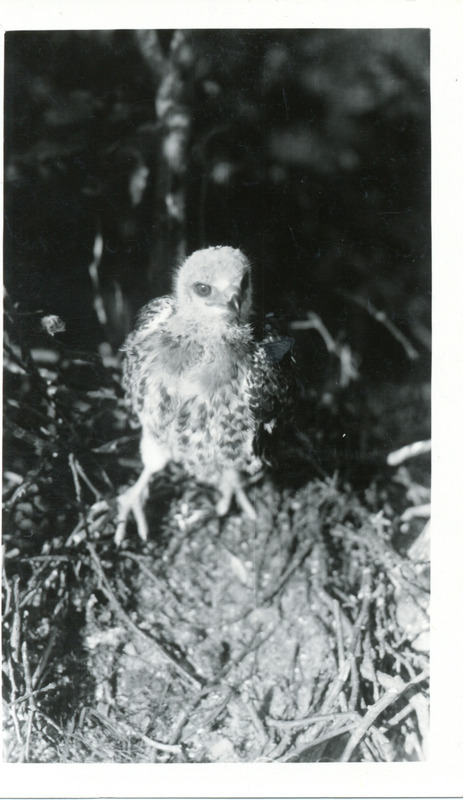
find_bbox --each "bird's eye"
[193,282,212,297]
[240,272,250,292]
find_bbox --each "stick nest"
[2,302,430,762]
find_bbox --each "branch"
[338,289,420,361]
[290,313,359,386]
[340,669,429,762]
[387,439,431,466]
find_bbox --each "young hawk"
[115,245,294,544]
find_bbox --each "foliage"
[4,29,430,364]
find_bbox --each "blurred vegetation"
[3,29,430,763]
[4,29,430,365]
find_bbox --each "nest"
[2,302,430,762]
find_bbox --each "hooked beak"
[227,293,242,316]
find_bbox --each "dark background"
[4,29,430,381]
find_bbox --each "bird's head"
[174,246,253,325]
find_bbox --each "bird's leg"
[115,467,152,545]
[216,468,257,521]
[115,433,169,545]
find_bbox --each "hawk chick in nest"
[116,246,294,544]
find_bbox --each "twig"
[168,628,273,745]
[87,232,107,328]
[208,687,237,725]
[24,706,34,762]
[383,642,418,682]
[69,453,91,540]
[122,551,167,585]
[6,658,23,744]
[262,732,293,761]
[241,696,267,748]
[363,628,379,701]
[386,700,415,728]
[333,599,345,667]
[338,289,419,361]
[74,458,102,500]
[11,683,57,707]
[267,711,359,730]
[21,640,36,761]
[349,656,360,712]
[319,658,352,716]
[400,503,431,522]
[320,568,372,714]
[290,313,359,386]
[127,728,183,755]
[20,555,71,562]
[262,537,315,603]
[340,669,429,762]
[387,439,431,466]
[2,559,12,617]
[3,470,41,512]
[21,641,35,707]
[88,709,182,754]
[314,586,354,640]
[32,627,58,688]
[11,576,22,662]
[34,709,65,734]
[281,722,358,762]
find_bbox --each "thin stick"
[320,568,372,714]
[11,683,57,707]
[21,640,36,761]
[387,439,431,466]
[89,709,182,755]
[2,559,12,617]
[333,599,345,667]
[21,555,71,562]
[74,458,102,500]
[338,289,419,361]
[69,453,91,540]
[267,711,359,730]
[387,701,415,728]
[32,628,58,688]
[262,538,315,603]
[281,722,358,762]
[168,629,273,745]
[349,657,360,712]
[340,670,429,762]
[21,641,35,707]
[290,313,359,385]
[6,658,23,744]
[241,697,267,748]
[11,576,21,662]
[87,231,107,328]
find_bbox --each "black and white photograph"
[1,1,462,795]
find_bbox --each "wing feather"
[121,296,176,414]
[248,334,298,464]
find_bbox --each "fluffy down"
[115,245,293,544]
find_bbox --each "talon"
[114,473,151,545]
[235,486,257,520]
[216,469,256,520]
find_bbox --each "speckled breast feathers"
[121,246,292,485]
